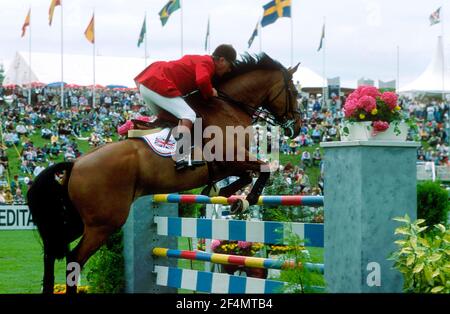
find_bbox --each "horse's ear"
[288,63,300,75]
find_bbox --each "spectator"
[301,150,312,167]
[312,148,322,166]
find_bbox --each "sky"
[0,0,449,88]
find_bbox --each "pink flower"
[237,241,252,249]
[356,86,381,99]
[211,239,221,251]
[380,92,398,110]
[344,99,358,117]
[357,95,377,113]
[373,120,389,132]
[346,90,360,102]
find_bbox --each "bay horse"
[27,53,301,294]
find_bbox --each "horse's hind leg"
[66,225,115,294]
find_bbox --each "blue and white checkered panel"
[154,266,285,294]
[153,217,324,247]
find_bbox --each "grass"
[0,230,67,293]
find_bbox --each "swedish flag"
[159,0,181,26]
[261,0,291,27]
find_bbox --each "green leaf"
[394,240,407,246]
[413,263,424,273]
[395,227,411,236]
[431,286,444,293]
[418,226,429,233]
[415,219,426,225]
[432,269,440,278]
[435,224,446,233]
[424,266,433,284]
[393,216,410,223]
[406,255,415,266]
[428,253,441,263]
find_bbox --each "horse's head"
[262,63,302,138]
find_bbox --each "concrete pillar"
[321,141,419,292]
[123,195,178,293]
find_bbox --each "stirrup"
[174,154,205,170]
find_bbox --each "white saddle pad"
[141,128,176,157]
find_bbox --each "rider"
[134,44,237,170]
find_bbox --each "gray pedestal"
[123,195,178,293]
[321,141,419,293]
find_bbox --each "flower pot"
[341,121,372,141]
[368,121,408,141]
[342,121,408,141]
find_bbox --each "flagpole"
[441,6,445,100]
[396,45,400,91]
[144,13,148,67]
[180,0,184,56]
[290,1,293,66]
[93,11,96,108]
[60,1,64,108]
[322,16,326,108]
[259,21,262,53]
[28,7,31,106]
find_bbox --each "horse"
[27,53,302,294]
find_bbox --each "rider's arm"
[195,61,215,99]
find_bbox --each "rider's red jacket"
[134,55,215,99]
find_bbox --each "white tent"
[399,36,450,94]
[293,66,325,88]
[3,51,151,87]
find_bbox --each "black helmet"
[212,44,237,65]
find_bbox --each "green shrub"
[417,181,449,227]
[389,214,450,293]
[85,230,125,293]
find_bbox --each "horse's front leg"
[226,155,272,213]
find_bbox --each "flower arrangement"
[343,86,403,133]
[53,284,90,294]
[210,240,264,256]
[268,244,306,255]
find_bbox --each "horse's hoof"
[230,199,249,214]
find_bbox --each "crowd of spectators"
[0,85,145,204]
[0,85,448,204]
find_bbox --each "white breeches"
[139,85,196,123]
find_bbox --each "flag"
[248,21,259,48]
[137,17,146,47]
[429,7,441,26]
[21,9,31,37]
[317,23,325,51]
[261,0,291,27]
[48,0,61,26]
[159,0,181,26]
[84,14,95,44]
[204,17,210,51]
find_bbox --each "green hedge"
[417,181,449,227]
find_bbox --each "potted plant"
[341,86,410,141]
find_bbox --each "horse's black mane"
[216,53,286,84]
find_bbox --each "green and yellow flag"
[159,0,180,26]
[137,16,146,47]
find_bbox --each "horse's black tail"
[27,162,83,293]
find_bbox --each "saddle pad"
[141,128,176,157]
